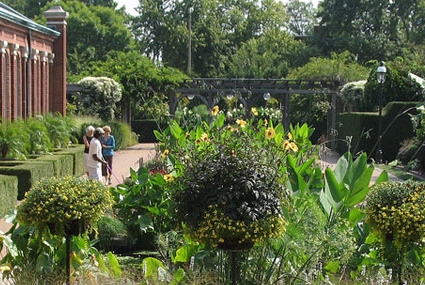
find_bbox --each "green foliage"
[96,214,128,251]
[284,0,318,36]
[133,0,292,77]
[0,119,29,160]
[89,50,186,122]
[110,166,176,249]
[2,0,49,19]
[410,105,425,141]
[226,30,310,78]
[17,176,114,236]
[288,51,369,82]
[316,0,422,63]
[320,152,387,223]
[363,61,422,112]
[40,113,78,148]
[0,114,83,160]
[365,181,425,281]
[161,112,298,248]
[0,219,121,283]
[52,0,133,76]
[25,116,52,154]
[396,137,425,169]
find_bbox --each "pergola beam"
[169,78,342,149]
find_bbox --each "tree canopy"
[5,0,425,122]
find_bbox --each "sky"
[115,0,320,16]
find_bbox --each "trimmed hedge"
[336,102,418,162]
[0,145,85,203]
[34,154,74,177]
[131,120,163,143]
[54,145,85,176]
[0,174,18,218]
[0,160,55,200]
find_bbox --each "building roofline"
[0,2,60,37]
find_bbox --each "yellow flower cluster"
[236,119,247,128]
[189,204,287,247]
[265,127,276,140]
[367,184,425,245]
[17,176,114,235]
[211,106,220,116]
[161,149,170,158]
[283,132,298,152]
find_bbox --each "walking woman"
[101,125,116,185]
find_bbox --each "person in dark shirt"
[83,125,95,176]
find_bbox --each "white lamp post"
[376,61,386,164]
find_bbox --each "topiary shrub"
[17,176,114,236]
[365,181,425,282]
[168,111,290,250]
[366,181,425,244]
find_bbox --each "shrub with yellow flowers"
[160,107,295,250]
[17,176,114,236]
[365,181,425,245]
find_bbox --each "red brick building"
[0,3,68,120]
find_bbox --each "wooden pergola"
[169,78,342,147]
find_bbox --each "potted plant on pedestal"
[163,110,291,250]
[17,175,114,237]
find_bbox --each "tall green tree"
[226,30,311,78]
[284,0,318,36]
[89,51,186,122]
[51,0,133,77]
[132,0,289,77]
[315,0,425,63]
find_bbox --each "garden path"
[106,143,158,187]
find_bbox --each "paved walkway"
[105,143,158,187]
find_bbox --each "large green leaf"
[138,215,154,233]
[320,168,344,216]
[107,252,122,278]
[142,257,166,279]
[173,244,197,263]
[320,152,382,217]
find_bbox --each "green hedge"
[0,174,18,217]
[34,154,74,177]
[0,145,85,203]
[0,160,56,200]
[54,145,85,176]
[336,102,418,162]
[131,120,164,143]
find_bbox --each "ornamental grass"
[17,175,114,236]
